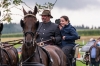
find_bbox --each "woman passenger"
[59,15,80,66]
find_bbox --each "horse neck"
[22,44,37,56]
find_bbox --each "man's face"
[41,15,50,22]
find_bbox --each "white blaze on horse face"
[28,24,32,31]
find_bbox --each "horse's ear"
[0,23,3,33]
[35,21,39,30]
[22,6,27,15]
[33,6,38,15]
[20,19,24,29]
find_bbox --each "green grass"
[76,61,86,66]
[14,44,22,48]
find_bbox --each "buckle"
[38,42,44,46]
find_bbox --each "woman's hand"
[62,36,66,40]
[59,25,62,30]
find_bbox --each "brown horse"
[20,6,67,66]
[0,23,19,66]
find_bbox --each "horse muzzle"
[25,41,33,47]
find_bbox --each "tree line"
[1,23,100,34]
[2,23,22,34]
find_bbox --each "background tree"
[0,0,57,22]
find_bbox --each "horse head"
[20,6,39,48]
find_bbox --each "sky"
[1,0,100,28]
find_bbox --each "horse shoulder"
[43,45,66,66]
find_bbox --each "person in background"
[89,37,100,66]
[36,10,61,46]
[59,15,80,66]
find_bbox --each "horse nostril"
[31,41,33,44]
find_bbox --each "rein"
[22,50,36,63]
[37,39,53,46]
[20,46,43,65]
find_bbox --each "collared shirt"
[91,47,96,58]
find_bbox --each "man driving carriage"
[36,10,61,45]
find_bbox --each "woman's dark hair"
[60,16,70,22]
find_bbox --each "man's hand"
[51,37,56,42]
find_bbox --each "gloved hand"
[51,37,56,42]
[35,32,39,38]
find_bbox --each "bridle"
[22,14,38,47]
[21,31,42,64]
[23,31,35,46]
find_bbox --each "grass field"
[76,61,86,66]
[1,36,100,66]
[1,36,100,44]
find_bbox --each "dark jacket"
[60,23,79,47]
[36,21,61,44]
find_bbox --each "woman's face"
[60,17,69,27]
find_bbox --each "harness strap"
[37,46,43,63]
[11,47,19,66]
[2,48,12,66]
[40,47,53,66]
[22,52,35,63]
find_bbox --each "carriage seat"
[68,44,79,59]
[73,44,79,58]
